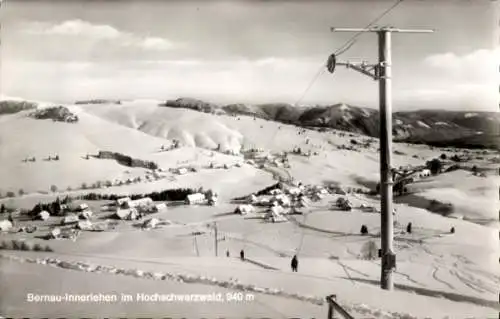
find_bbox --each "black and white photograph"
[0,0,499,318]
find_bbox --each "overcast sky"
[1,0,498,111]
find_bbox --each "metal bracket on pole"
[336,61,380,80]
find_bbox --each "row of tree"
[76,187,199,202]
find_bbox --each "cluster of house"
[242,149,293,170]
[56,203,95,231]
[233,183,334,223]
[114,197,166,221]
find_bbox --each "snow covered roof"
[77,220,92,230]
[128,197,153,207]
[80,210,93,219]
[186,193,206,202]
[0,220,13,231]
[116,208,133,220]
[62,215,79,225]
[39,211,50,220]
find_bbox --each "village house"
[234,204,255,215]
[273,194,291,207]
[50,227,61,239]
[38,210,50,221]
[123,197,153,210]
[248,194,258,204]
[185,193,206,205]
[116,197,131,208]
[420,169,431,177]
[62,214,79,225]
[286,187,302,196]
[265,205,287,223]
[154,203,167,212]
[0,220,13,232]
[79,210,93,220]
[115,207,139,220]
[76,220,93,230]
[269,189,283,195]
[142,218,160,230]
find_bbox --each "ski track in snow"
[432,267,455,290]
[337,260,371,278]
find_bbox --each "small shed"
[62,214,79,225]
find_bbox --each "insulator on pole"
[326,54,337,74]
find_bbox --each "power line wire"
[293,65,325,106]
[292,0,405,107]
[333,0,405,56]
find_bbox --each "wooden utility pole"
[193,234,200,257]
[213,222,218,257]
[328,26,433,290]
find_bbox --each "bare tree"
[360,241,379,260]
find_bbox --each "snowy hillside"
[0,98,498,318]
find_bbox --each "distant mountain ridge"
[161,98,500,149]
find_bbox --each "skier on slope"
[291,255,298,272]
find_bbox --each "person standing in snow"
[406,222,412,234]
[291,255,298,272]
[240,249,245,261]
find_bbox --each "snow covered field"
[0,100,499,318]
